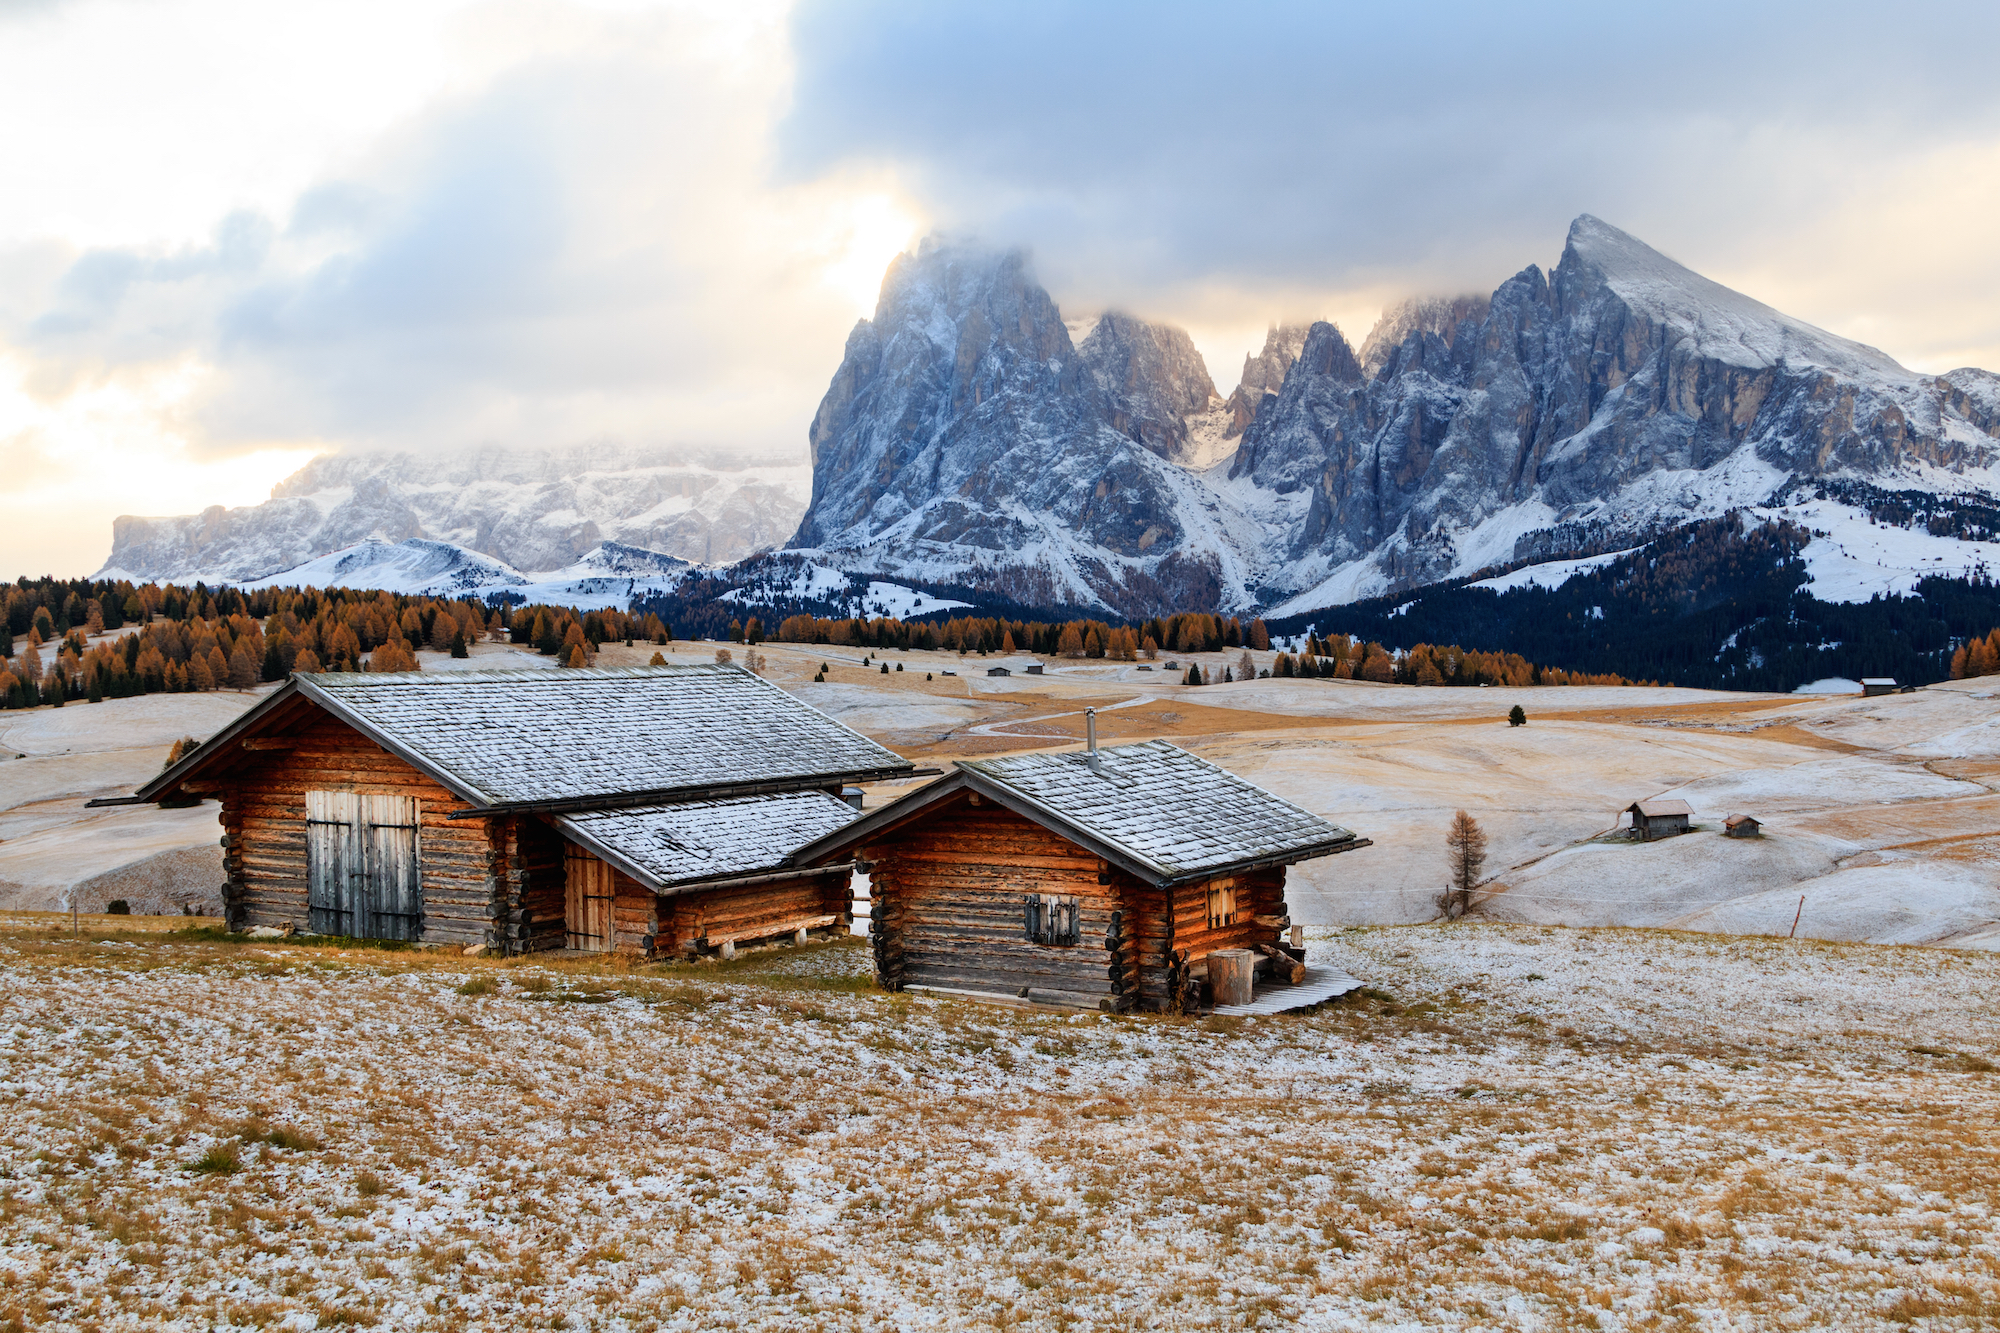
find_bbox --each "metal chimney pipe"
[1086,707,1099,769]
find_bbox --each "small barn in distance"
[1862,678,1898,697]
[793,736,1371,1013]
[1626,798,1693,841]
[1724,814,1761,838]
[107,666,915,955]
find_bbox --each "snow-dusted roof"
[557,790,860,891]
[291,665,910,807]
[1629,799,1693,818]
[943,740,1360,884]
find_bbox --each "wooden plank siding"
[548,840,849,958]
[218,714,503,947]
[859,794,1292,1013]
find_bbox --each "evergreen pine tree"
[1508,705,1527,727]
[449,629,469,658]
[1184,663,1203,686]
[0,621,11,659]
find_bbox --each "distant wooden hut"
[1862,678,1898,697]
[96,666,915,955]
[1024,663,1044,675]
[1724,813,1761,838]
[794,735,1371,1013]
[1626,798,1693,841]
[986,666,1012,677]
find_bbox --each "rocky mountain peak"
[1077,311,1222,465]
[1224,323,1311,438]
[1358,295,1491,380]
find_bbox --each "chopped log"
[1256,943,1306,985]
[1253,914,1290,929]
[1209,948,1256,1006]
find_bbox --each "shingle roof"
[557,790,860,891]
[297,665,909,806]
[1630,798,1693,818]
[956,740,1359,883]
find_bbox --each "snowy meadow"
[3,926,1997,1331]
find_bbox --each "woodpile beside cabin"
[102,666,915,956]
[792,736,1371,1013]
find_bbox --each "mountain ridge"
[791,215,2000,615]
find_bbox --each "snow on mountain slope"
[98,446,808,583]
[1232,215,2000,609]
[1761,499,1999,600]
[790,237,1274,615]
[176,536,695,611]
[714,563,970,621]
[1469,547,1641,593]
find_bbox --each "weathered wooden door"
[306,791,422,941]
[564,846,615,952]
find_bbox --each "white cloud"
[0,0,924,577]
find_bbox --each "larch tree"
[1439,810,1488,919]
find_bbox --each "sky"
[4,0,1999,578]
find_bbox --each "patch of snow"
[1756,499,1999,602]
[1470,548,1641,593]
[1794,678,1863,695]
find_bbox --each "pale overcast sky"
[4,0,1998,577]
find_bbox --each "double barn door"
[564,847,615,952]
[306,791,422,941]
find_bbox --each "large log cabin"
[106,665,915,956]
[791,736,1371,1013]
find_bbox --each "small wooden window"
[1023,894,1080,947]
[1207,880,1237,931]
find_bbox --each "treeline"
[1268,636,1639,686]
[0,576,678,710]
[754,609,1274,658]
[1950,628,2000,679]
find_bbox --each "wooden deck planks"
[1208,964,1364,1017]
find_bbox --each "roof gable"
[797,740,1366,885]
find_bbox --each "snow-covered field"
[2,926,1994,1330]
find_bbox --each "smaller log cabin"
[108,665,915,955]
[791,738,1371,1013]
[1723,813,1761,838]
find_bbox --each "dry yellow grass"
[0,922,1995,1329]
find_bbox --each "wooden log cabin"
[791,736,1371,1013]
[106,665,916,956]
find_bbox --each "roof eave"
[451,763,928,821]
[133,679,305,802]
[788,770,968,865]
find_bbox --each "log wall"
[863,798,1120,1009]
[549,841,851,958]
[860,794,1293,1013]
[218,713,502,946]
[655,872,851,957]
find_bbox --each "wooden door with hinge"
[564,846,615,952]
[306,791,422,941]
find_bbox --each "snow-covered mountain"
[790,237,1269,614]
[97,445,809,583]
[792,218,2000,615]
[1243,216,2000,611]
